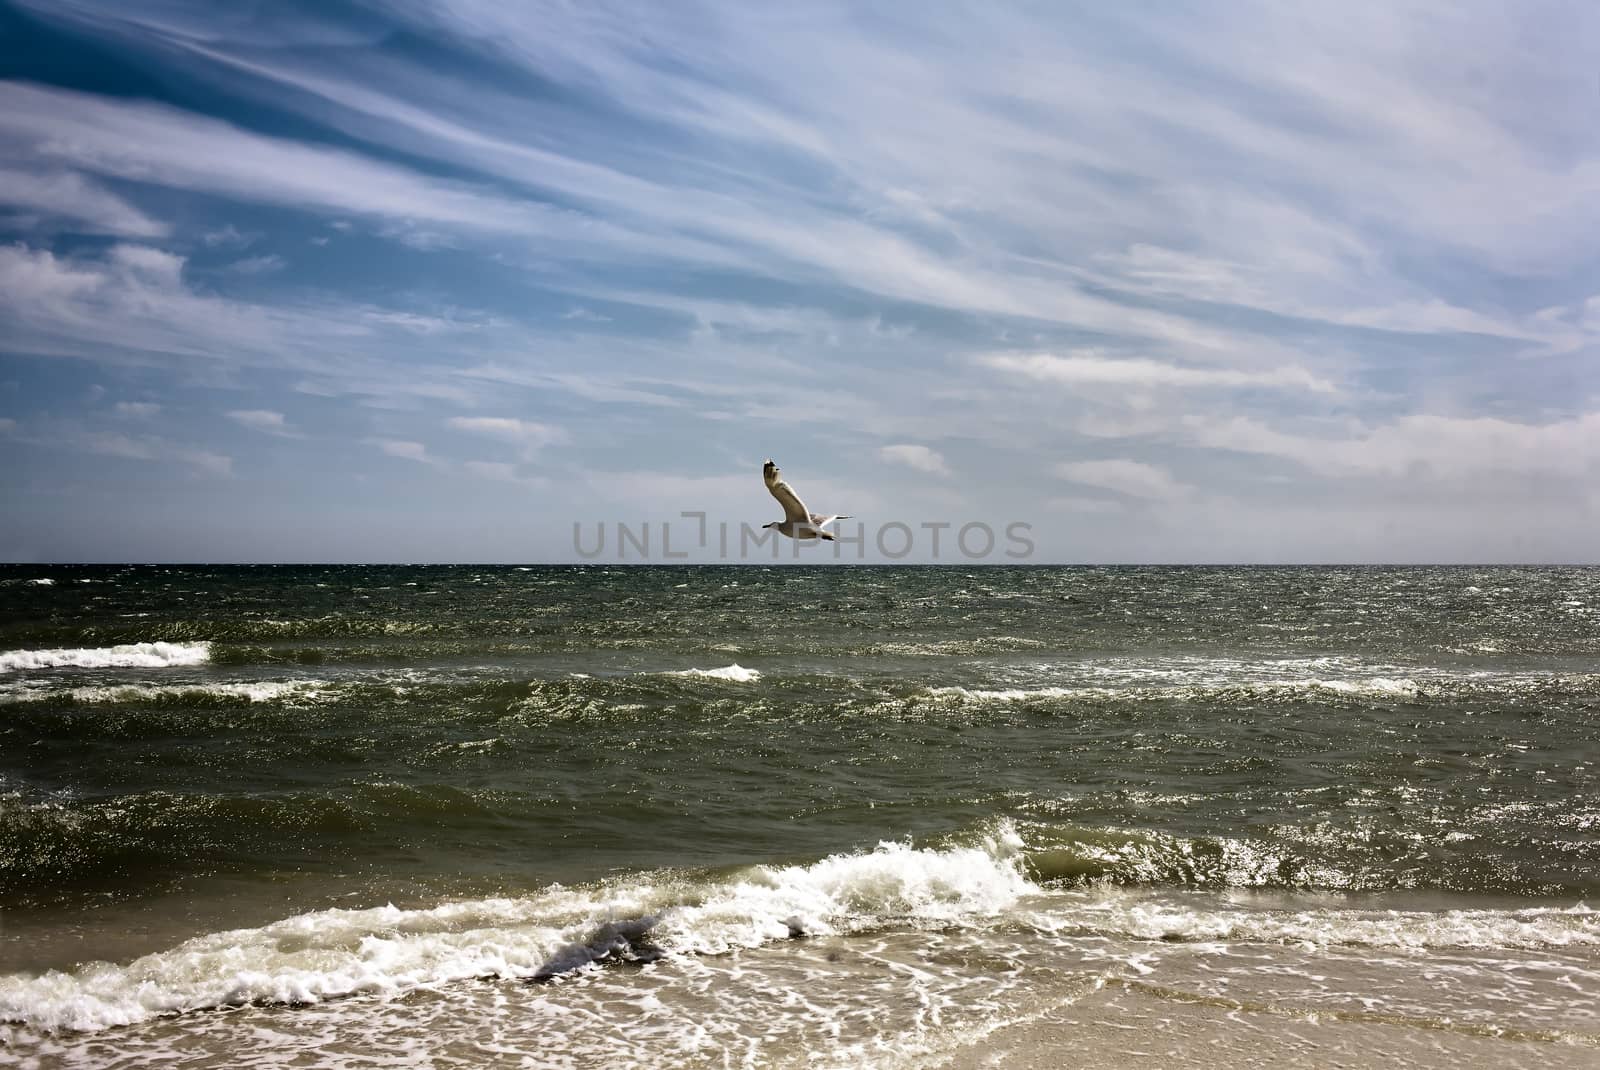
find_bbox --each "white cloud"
[981,352,1337,394]
[391,3,1597,289]
[446,416,566,459]
[113,401,161,419]
[202,224,255,248]
[1082,244,1553,343]
[45,427,232,475]
[0,46,1395,360]
[227,409,298,436]
[0,242,104,304]
[363,310,482,335]
[22,2,1600,355]
[1188,411,1600,482]
[1055,459,1189,501]
[108,243,186,287]
[0,81,726,267]
[5,3,1600,561]
[1047,495,1125,515]
[371,438,431,463]
[878,443,950,476]
[463,460,548,487]
[0,242,515,411]
[463,460,516,481]
[225,254,285,275]
[0,167,167,237]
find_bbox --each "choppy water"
[2,565,1597,1067]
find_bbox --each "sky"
[1,0,1597,564]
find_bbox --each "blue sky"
[1,0,1597,563]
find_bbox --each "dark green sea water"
[2,565,1597,1067]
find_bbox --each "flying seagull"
[763,459,851,541]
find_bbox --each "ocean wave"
[0,827,1029,1033]
[0,784,516,905]
[0,679,327,706]
[4,820,1593,1037]
[1011,812,1600,895]
[1019,821,1596,898]
[1027,825,1365,890]
[0,642,212,672]
[660,664,762,682]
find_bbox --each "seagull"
[762,459,852,541]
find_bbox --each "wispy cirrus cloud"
[1187,411,1600,484]
[6,418,231,476]
[1056,459,1190,502]
[0,81,740,270]
[224,254,285,276]
[0,166,168,238]
[445,416,566,460]
[980,352,1338,395]
[3,1,1598,561]
[0,241,519,411]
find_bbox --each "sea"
[0,564,1596,1069]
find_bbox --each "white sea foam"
[930,685,1109,702]
[929,677,1422,703]
[876,637,1048,656]
[1298,676,1420,696]
[1039,894,1600,953]
[5,825,1592,1039]
[27,578,54,586]
[0,680,326,705]
[662,664,762,683]
[0,641,212,673]
[0,829,1030,1033]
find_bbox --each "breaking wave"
[1020,821,1596,897]
[660,664,762,683]
[0,642,213,672]
[3,820,1593,1037]
[0,679,325,706]
[0,827,1029,1033]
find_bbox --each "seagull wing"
[763,460,810,523]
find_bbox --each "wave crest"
[0,828,1029,1033]
[0,642,212,672]
[661,664,762,682]
[0,679,325,706]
